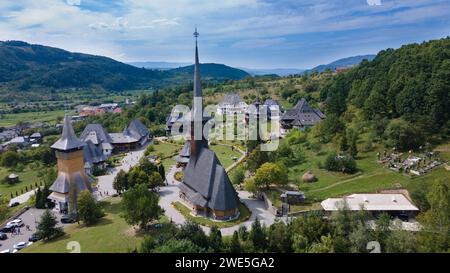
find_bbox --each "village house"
[281,98,325,132]
[109,119,151,151]
[80,124,114,157]
[217,93,248,116]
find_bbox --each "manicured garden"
[172,201,251,228]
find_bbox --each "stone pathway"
[158,178,276,235]
[95,142,149,200]
[8,188,40,206]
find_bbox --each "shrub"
[174,171,184,182]
[323,152,357,174]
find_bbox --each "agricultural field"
[0,110,74,127]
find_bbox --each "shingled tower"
[48,115,92,215]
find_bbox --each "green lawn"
[22,198,144,253]
[210,144,242,169]
[0,166,42,200]
[172,201,251,228]
[0,110,74,127]
[147,142,242,170]
[147,142,182,170]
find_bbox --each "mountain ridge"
[0,41,249,92]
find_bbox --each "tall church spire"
[191,27,206,157]
[193,27,202,102]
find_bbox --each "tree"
[155,239,204,253]
[307,234,334,253]
[127,168,149,189]
[373,213,391,249]
[209,226,223,252]
[243,178,257,195]
[229,231,241,253]
[417,180,450,252]
[267,221,291,253]
[148,172,164,191]
[231,166,245,185]
[349,222,371,253]
[290,213,329,246]
[384,118,422,150]
[253,162,288,190]
[140,236,157,253]
[385,225,417,253]
[176,221,209,250]
[77,190,103,225]
[249,218,267,252]
[0,197,8,221]
[158,164,166,182]
[340,132,349,152]
[122,184,163,230]
[323,152,357,174]
[246,148,273,173]
[113,169,128,194]
[349,133,358,158]
[0,150,19,168]
[36,209,63,241]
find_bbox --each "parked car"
[61,215,76,224]
[28,233,41,242]
[0,232,7,240]
[0,227,11,233]
[9,202,20,208]
[0,249,11,253]
[5,219,24,229]
[13,241,31,250]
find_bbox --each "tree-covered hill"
[321,37,450,141]
[170,63,250,81]
[0,41,249,92]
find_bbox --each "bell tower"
[48,115,92,215]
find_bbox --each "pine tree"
[249,218,267,252]
[158,164,165,182]
[209,226,223,252]
[229,231,241,253]
[36,209,63,241]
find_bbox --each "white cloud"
[66,0,81,6]
[0,0,448,66]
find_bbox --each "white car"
[0,249,11,253]
[5,219,24,229]
[13,241,32,250]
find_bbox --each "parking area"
[0,208,64,253]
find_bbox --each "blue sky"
[0,0,449,68]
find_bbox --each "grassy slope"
[210,144,242,169]
[0,167,42,199]
[22,198,144,253]
[284,137,450,202]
